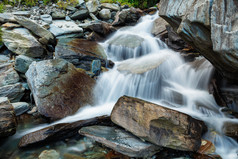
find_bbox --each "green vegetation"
[0,2,5,13]
[57,0,78,9]
[100,0,159,9]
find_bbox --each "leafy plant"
[0,2,5,13]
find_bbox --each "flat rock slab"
[0,13,16,23]
[111,96,207,152]
[19,116,110,148]
[79,126,161,157]
[49,20,83,37]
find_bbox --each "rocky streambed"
[0,0,238,159]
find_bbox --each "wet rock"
[39,150,60,159]
[86,22,116,36]
[112,8,142,26]
[52,11,66,20]
[86,0,100,13]
[79,126,161,157]
[0,97,17,138]
[55,38,107,70]
[70,9,89,20]
[12,102,30,116]
[0,63,19,87]
[49,20,83,38]
[14,16,55,45]
[99,9,111,20]
[108,34,144,49]
[0,83,25,102]
[198,140,216,155]
[159,0,238,81]
[40,14,53,24]
[19,116,110,148]
[91,60,101,75]
[2,28,44,57]
[222,122,238,138]
[0,13,16,23]
[87,31,104,41]
[2,22,21,29]
[111,96,207,151]
[25,59,95,119]
[101,3,120,11]
[14,55,35,73]
[151,17,168,37]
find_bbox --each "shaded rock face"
[0,63,19,87]
[79,126,162,158]
[2,28,44,57]
[14,55,35,73]
[0,83,25,102]
[0,97,17,138]
[159,0,238,81]
[25,59,95,119]
[55,38,107,71]
[111,96,207,152]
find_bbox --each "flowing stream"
[3,13,238,159]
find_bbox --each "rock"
[111,96,207,151]
[49,20,83,38]
[108,34,144,49]
[99,9,111,20]
[151,17,168,37]
[55,38,107,70]
[2,22,21,29]
[86,0,100,13]
[51,11,66,20]
[86,22,116,36]
[87,31,104,41]
[101,3,120,11]
[0,63,19,87]
[2,28,44,57]
[91,60,101,75]
[78,0,85,5]
[79,126,161,157]
[14,16,55,45]
[0,97,17,138]
[39,150,60,159]
[70,9,89,20]
[12,102,30,116]
[0,13,16,23]
[0,83,25,102]
[89,13,98,20]
[12,11,30,17]
[40,14,53,24]
[112,8,142,26]
[66,6,77,11]
[198,140,216,155]
[18,116,110,148]
[0,55,10,63]
[65,16,71,21]
[14,55,35,73]
[159,0,238,81]
[222,122,238,138]
[25,59,95,119]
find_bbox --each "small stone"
[70,9,89,20]
[39,150,60,159]
[101,3,120,11]
[15,55,35,73]
[0,83,25,102]
[65,16,71,21]
[40,14,53,24]
[12,102,30,116]
[86,0,100,13]
[91,60,101,75]
[99,9,111,20]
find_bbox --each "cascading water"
[6,12,238,159]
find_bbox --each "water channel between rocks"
[1,13,238,159]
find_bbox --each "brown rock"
[86,22,116,36]
[18,116,110,148]
[0,97,17,138]
[198,140,216,155]
[222,122,238,138]
[111,96,207,151]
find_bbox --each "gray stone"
[51,11,66,20]
[79,126,161,157]
[40,14,53,24]
[151,17,168,36]
[86,0,100,13]
[159,0,238,81]
[0,63,19,87]
[78,0,85,5]
[15,16,55,45]
[99,9,111,20]
[2,22,21,29]
[12,102,30,116]
[101,3,120,11]
[111,96,207,151]
[12,11,30,17]
[15,55,35,73]
[0,97,9,105]
[0,13,16,23]
[2,28,44,57]
[70,9,89,20]
[0,83,25,102]
[91,60,101,75]
[38,150,60,159]
[65,16,71,21]
[49,20,83,37]
[108,34,144,49]
[0,55,10,63]
[25,59,95,119]
[89,13,98,20]
[66,6,77,11]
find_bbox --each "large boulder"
[25,59,95,119]
[111,96,207,151]
[0,97,17,138]
[0,63,19,87]
[2,28,44,57]
[14,16,55,45]
[55,38,107,70]
[159,0,238,81]
[79,126,161,157]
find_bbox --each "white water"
[18,13,238,159]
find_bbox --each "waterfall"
[16,13,238,159]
